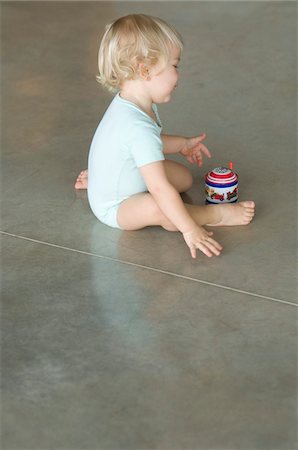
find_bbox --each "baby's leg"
[186,202,255,227]
[74,170,88,189]
[163,160,193,193]
[117,192,255,231]
[117,193,178,231]
[117,161,192,230]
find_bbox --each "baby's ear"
[138,63,151,80]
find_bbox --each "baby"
[75,14,255,258]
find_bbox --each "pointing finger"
[200,144,212,158]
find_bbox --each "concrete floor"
[1,1,297,449]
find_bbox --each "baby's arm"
[161,134,188,154]
[140,161,222,258]
[162,133,211,167]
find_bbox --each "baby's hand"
[183,226,223,259]
[180,133,211,167]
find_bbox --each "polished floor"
[1,2,297,449]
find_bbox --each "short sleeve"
[129,120,165,168]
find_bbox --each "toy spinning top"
[205,162,238,204]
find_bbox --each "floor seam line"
[1,230,296,307]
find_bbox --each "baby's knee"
[183,168,193,192]
[178,166,193,193]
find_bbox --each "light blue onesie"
[87,93,165,228]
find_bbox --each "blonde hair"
[96,14,183,92]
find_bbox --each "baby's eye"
[173,65,179,69]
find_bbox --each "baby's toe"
[241,201,255,209]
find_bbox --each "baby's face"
[148,45,181,104]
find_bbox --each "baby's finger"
[205,240,222,256]
[200,144,211,158]
[197,133,206,141]
[190,245,197,259]
[186,155,195,164]
[197,242,213,258]
[208,237,223,251]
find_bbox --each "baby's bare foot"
[208,201,255,226]
[75,170,88,189]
